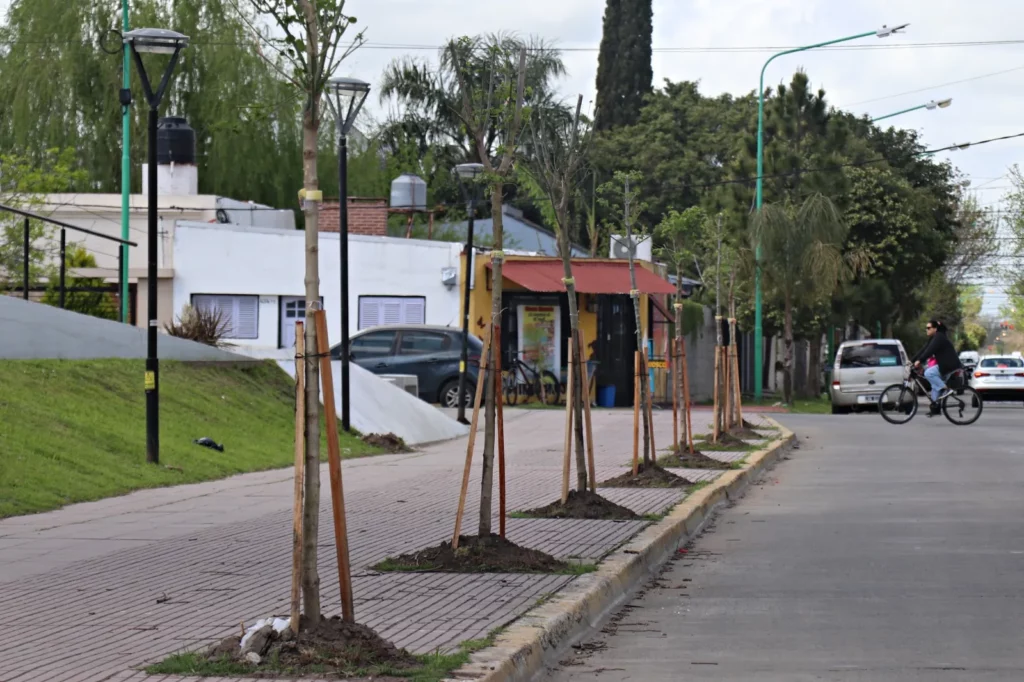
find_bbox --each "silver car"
[830,339,909,414]
[970,355,1024,403]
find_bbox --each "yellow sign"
[648,360,668,369]
[144,371,155,390]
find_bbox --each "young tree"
[526,94,591,492]
[447,36,529,536]
[598,170,652,464]
[243,0,365,624]
[751,193,850,404]
[594,0,653,131]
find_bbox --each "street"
[543,407,1024,682]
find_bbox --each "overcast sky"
[338,0,1022,316]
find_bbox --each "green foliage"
[654,206,706,282]
[594,0,653,131]
[41,246,118,320]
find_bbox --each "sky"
[1,0,1020,314]
[335,0,1023,317]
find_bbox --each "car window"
[839,343,902,368]
[399,331,451,355]
[350,331,396,360]
[980,357,1024,368]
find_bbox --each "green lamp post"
[871,98,952,123]
[753,23,908,401]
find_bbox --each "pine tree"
[594,0,653,131]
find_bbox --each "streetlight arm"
[870,103,927,123]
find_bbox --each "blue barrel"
[596,385,616,408]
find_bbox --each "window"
[358,296,425,329]
[191,294,258,339]
[399,331,451,355]
[980,357,1024,368]
[839,343,901,368]
[350,331,397,360]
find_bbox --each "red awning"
[490,260,676,295]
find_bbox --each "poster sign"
[517,305,561,377]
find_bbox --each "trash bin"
[596,385,616,408]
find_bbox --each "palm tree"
[378,33,568,166]
[751,193,849,404]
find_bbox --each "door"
[596,294,638,407]
[280,297,307,348]
[390,330,455,400]
[347,330,398,373]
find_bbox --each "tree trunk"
[808,332,822,398]
[625,212,649,464]
[300,104,321,622]
[782,297,794,405]
[560,264,587,492]
[674,282,686,450]
[478,185,502,537]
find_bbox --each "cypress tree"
[594,0,653,131]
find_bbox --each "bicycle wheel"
[503,371,520,406]
[878,384,918,424]
[942,387,983,426]
[538,370,561,406]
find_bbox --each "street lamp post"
[871,98,952,123]
[453,163,485,424]
[124,27,189,466]
[325,76,370,433]
[753,23,907,401]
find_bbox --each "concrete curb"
[453,417,795,682]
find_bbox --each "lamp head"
[123,27,189,55]
[454,163,485,180]
[326,76,371,136]
[876,23,910,38]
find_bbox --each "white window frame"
[358,296,426,330]
[191,294,259,340]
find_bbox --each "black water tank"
[156,117,196,165]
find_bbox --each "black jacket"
[912,331,961,374]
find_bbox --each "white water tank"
[390,173,427,211]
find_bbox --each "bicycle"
[878,364,982,426]
[502,352,561,406]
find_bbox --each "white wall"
[172,222,463,354]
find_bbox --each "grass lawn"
[743,396,832,414]
[0,359,381,518]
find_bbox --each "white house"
[171,221,465,357]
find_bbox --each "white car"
[830,339,909,414]
[971,355,1024,403]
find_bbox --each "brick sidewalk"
[0,409,775,682]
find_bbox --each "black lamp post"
[124,27,189,465]
[325,76,370,433]
[453,163,484,424]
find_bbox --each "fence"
[1,202,137,323]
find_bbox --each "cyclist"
[911,320,961,416]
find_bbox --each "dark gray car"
[330,325,483,407]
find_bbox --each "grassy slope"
[0,359,380,518]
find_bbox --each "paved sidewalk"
[0,408,773,682]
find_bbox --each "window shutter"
[382,300,403,325]
[403,298,425,325]
[359,299,381,329]
[235,297,259,339]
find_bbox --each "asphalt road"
[543,406,1024,682]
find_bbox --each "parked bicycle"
[503,351,561,406]
[878,364,982,426]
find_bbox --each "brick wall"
[319,197,388,236]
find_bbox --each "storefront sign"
[517,305,561,376]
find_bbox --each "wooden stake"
[681,338,694,454]
[313,310,354,622]
[712,344,721,444]
[452,325,492,550]
[731,319,744,426]
[561,340,575,504]
[494,324,506,538]
[672,338,679,452]
[632,350,641,475]
[723,342,732,431]
[289,321,305,634]
[579,331,597,493]
[642,353,656,459]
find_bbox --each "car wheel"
[440,379,473,409]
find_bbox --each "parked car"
[829,339,909,414]
[970,355,1024,402]
[330,325,483,407]
[959,350,979,374]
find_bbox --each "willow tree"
[751,193,849,405]
[447,36,529,537]
[526,95,591,492]
[243,0,364,624]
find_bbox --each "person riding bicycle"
[911,320,962,416]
